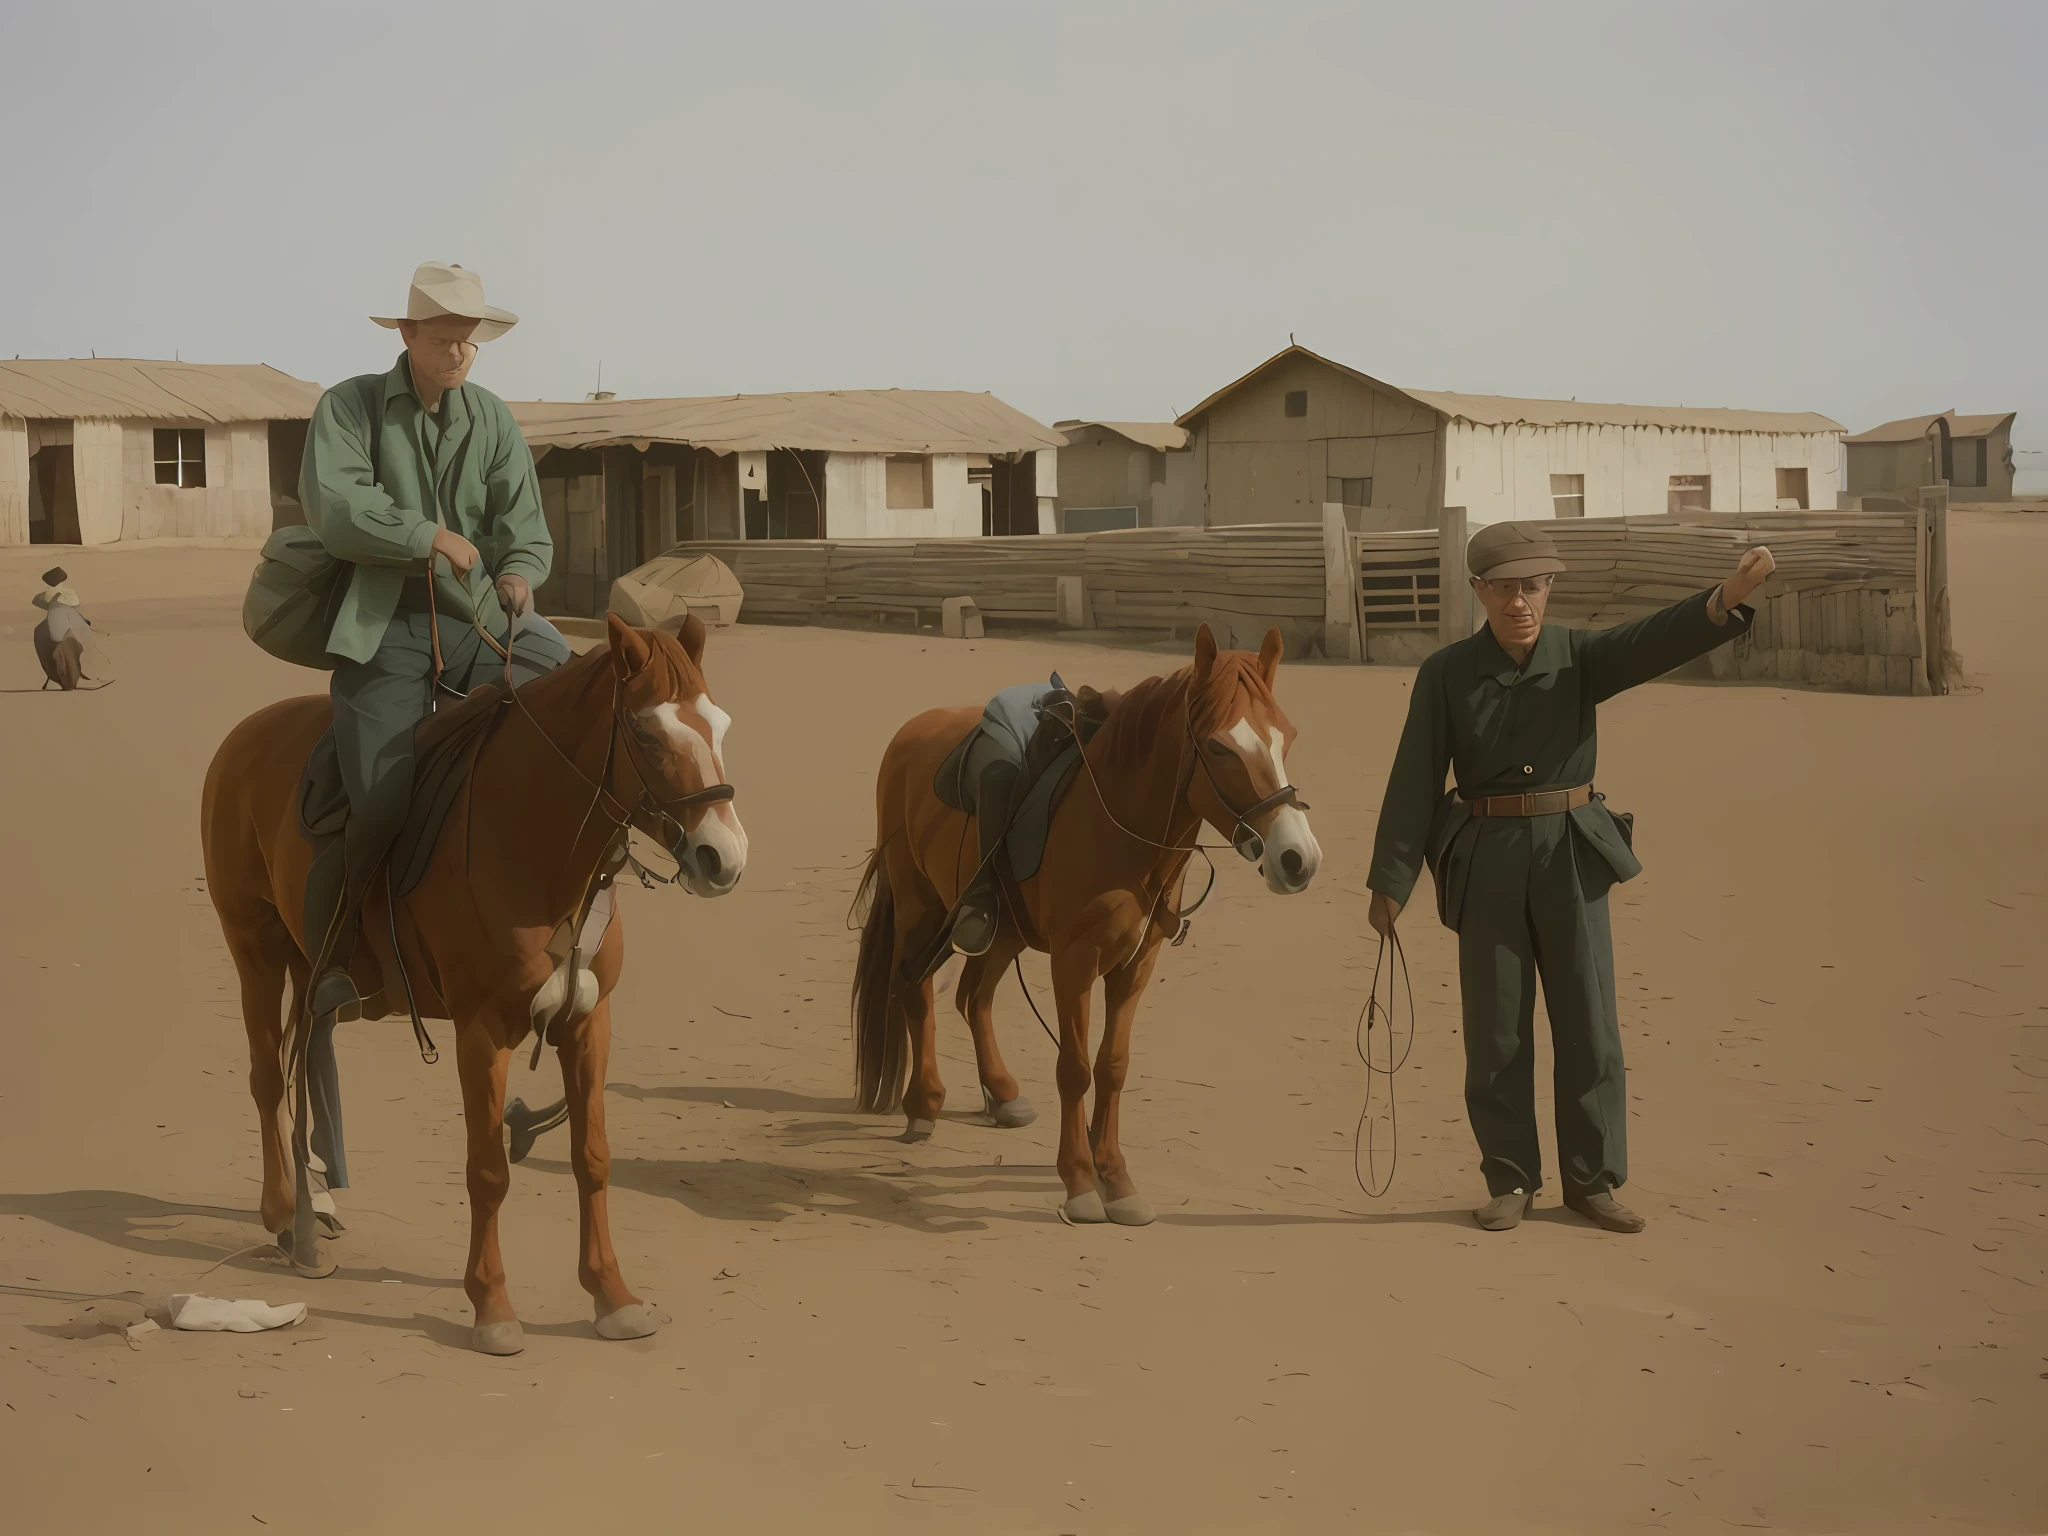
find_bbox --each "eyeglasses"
[1478,575,1554,600]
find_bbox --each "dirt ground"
[2,517,2044,1535]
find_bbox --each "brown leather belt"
[1461,784,1593,817]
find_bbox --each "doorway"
[30,446,81,544]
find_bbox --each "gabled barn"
[1174,344,1843,530]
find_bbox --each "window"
[154,428,207,488]
[1774,466,1810,509]
[1667,474,1710,514]
[1549,473,1585,518]
[1326,476,1372,508]
[885,454,932,510]
[1951,439,1986,489]
[1283,390,1308,418]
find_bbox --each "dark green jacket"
[300,354,549,664]
[1367,589,1753,929]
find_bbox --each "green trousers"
[1456,814,1626,1198]
[304,602,569,979]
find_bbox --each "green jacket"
[300,354,550,664]
[1367,589,1753,929]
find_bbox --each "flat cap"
[1466,521,1567,581]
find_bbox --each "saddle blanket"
[932,686,1109,884]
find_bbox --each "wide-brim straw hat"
[1467,520,1567,581]
[372,262,518,343]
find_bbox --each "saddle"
[931,686,1113,885]
[298,682,507,898]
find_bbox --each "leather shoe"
[1564,1189,1646,1233]
[1473,1188,1532,1231]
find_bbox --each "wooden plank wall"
[649,510,1933,695]
[659,525,1329,654]
[1539,512,1927,696]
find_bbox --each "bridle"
[421,570,736,886]
[1047,684,1311,943]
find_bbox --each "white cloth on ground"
[166,1293,309,1332]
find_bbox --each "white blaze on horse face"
[639,697,748,894]
[693,696,732,774]
[1224,715,1320,895]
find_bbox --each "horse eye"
[1206,741,1234,756]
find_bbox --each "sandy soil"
[1,519,2044,1534]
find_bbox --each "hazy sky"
[4,1,2042,480]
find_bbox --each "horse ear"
[678,612,707,668]
[607,612,652,679]
[1192,622,1218,681]
[1257,625,1283,686]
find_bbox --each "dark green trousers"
[1456,814,1626,1198]
[304,603,570,981]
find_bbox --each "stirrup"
[310,968,362,1025]
[948,898,999,957]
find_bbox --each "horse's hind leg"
[227,907,299,1237]
[888,848,948,1139]
[957,942,1037,1128]
[558,995,653,1341]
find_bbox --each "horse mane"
[519,625,706,716]
[1092,651,1271,771]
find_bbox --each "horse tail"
[851,848,906,1114]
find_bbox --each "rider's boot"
[950,758,1019,957]
[302,837,363,1025]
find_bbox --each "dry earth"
[1,517,2044,1534]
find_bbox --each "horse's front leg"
[455,1019,523,1355]
[559,993,655,1339]
[1090,933,1164,1226]
[1049,942,1106,1223]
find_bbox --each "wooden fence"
[637,496,1954,697]
[659,525,1328,654]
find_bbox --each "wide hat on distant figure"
[372,262,518,343]
[1467,521,1567,581]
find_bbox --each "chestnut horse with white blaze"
[852,624,1321,1224]
[200,615,746,1353]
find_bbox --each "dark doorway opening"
[988,454,1037,536]
[268,419,311,527]
[30,446,80,545]
[764,449,827,539]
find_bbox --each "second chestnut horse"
[852,624,1321,1224]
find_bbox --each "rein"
[1050,687,1309,943]
[402,571,737,1069]
[1353,929,1416,1199]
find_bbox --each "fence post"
[1320,503,1359,660]
[1919,485,1951,693]
[1438,505,1470,649]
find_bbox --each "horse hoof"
[989,1094,1038,1128]
[472,1320,525,1356]
[1105,1194,1156,1227]
[902,1118,936,1142]
[594,1303,659,1341]
[1060,1190,1108,1224]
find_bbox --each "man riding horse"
[300,261,570,1031]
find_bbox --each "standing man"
[300,261,569,1028]
[1365,522,1775,1234]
